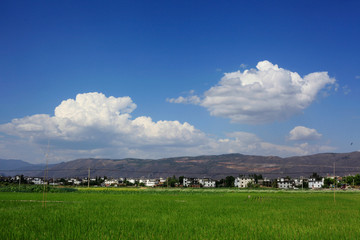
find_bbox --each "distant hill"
[0,159,34,170]
[2,152,360,179]
[0,159,50,177]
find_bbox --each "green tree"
[354,174,360,186]
[225,176,235,187]
[59,178,70,186]
[310,172,322,181]
[216,179,225,188]
[344,176,354,186]
[19,175,25,183]
[166,175,178,187]
[249,174,263,184]
[179,176,184,186]
[323,178,334,188]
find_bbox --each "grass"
[0,189,359,239]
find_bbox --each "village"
[1,173,360,190]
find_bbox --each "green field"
[1,188,359,239]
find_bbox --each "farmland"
[1,188,360,239]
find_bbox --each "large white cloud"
[1,93,205,143]
[169,60,336,124]
[0,93,207,160]
[289,126,322,141]
[0,92,335,163]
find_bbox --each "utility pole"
[88,167,90,188]
[333,162,336,203]
[18,176,21,191]
[42,141,49,208]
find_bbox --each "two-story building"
[234,177,254,188]
[308,178,324,189]
[198,178,216,188]
[277,178,295,189]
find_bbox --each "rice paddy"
[1,188,359,239]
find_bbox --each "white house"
[293,178,303,187]
[73,179,82,185]
[308,178,324,189]
[277,178,295,189]
[199,178,216,188]
[127,178,136,184]
[32,178,43,185]
[183,177,200,187]
[145,179,157,187]
[104,179,118,186]
[183,177,192,187]
[234,177,254,188]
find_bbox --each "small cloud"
[166,95,201,104]
[226,131,261,143]
[239,64,248,69]
[355,76,360,79]
[166,90,201,104]
[216,68,222,72]
[289,126,322,141]
[342,85,351,95]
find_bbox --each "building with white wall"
[308,178,324,189]
[234,177,254,188]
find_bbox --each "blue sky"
[0,0,359,163]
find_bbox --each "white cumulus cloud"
[0,92,207,161]
[169,60,336,124]
[289,126,322,141]
[0,92,335,163]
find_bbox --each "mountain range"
[1,151,360,179]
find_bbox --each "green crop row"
[0,184,77,193]
[1,190,359,239]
